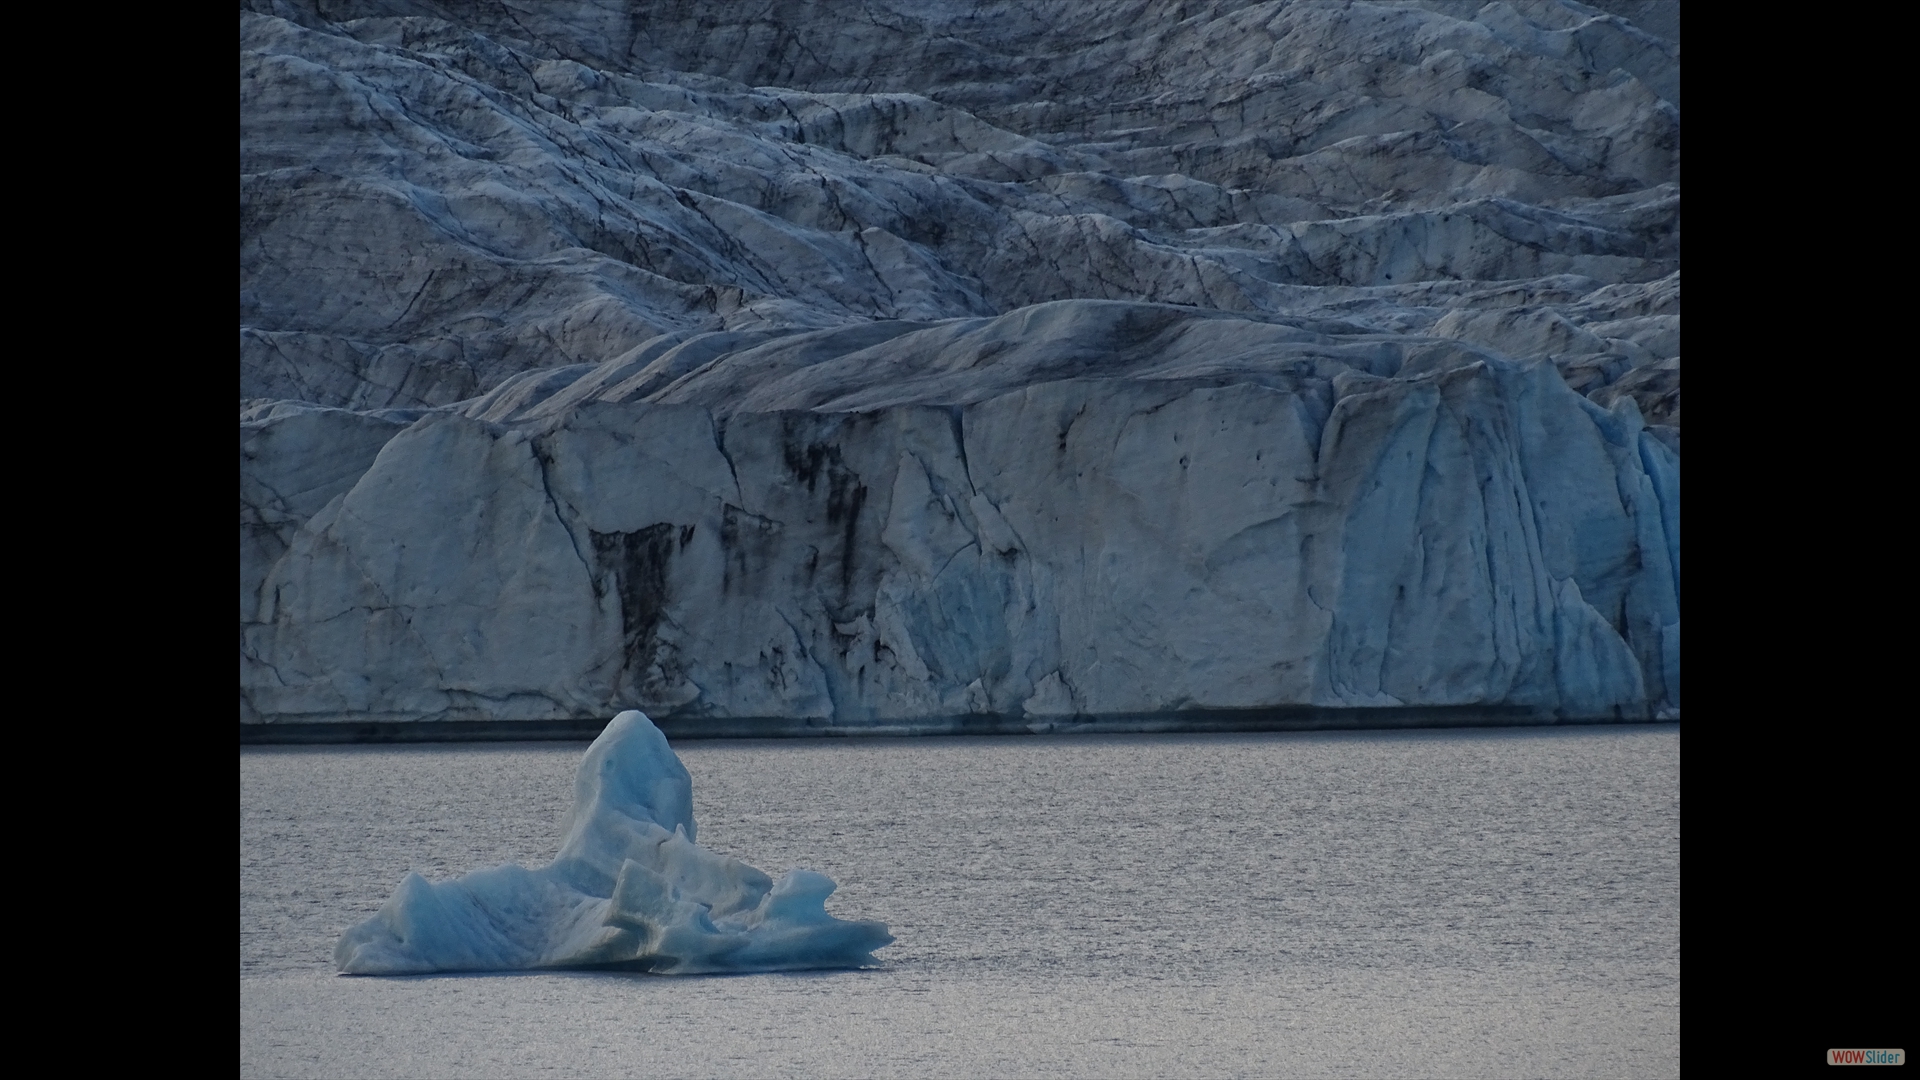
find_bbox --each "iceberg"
[333,711,893,974]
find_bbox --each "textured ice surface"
[333,711,892,974]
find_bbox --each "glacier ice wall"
[240,1,1679,727]
[245,302,1677,724]
[335,710,893,974]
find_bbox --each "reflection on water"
[241,725,1678,1078]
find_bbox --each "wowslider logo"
[1830,1049,1905,1066]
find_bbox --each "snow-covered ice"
[333,711,893,975]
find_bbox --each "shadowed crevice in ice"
[333,711,893,975]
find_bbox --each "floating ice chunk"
[334,711,893,975]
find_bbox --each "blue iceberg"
[334,711,893,974]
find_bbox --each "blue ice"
[334,711,893,974]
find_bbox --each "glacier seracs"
[333,711,893,975]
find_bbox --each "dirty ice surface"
[334,711,892,974]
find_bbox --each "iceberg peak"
[334,711,893,975]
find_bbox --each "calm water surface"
[240,726,1678,1078]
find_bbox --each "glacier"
[333,710,893,974]
[241,1,1679,732]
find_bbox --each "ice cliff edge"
[334,710,893,974]
[250,319,1679,728]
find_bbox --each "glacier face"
[335,710,893,974]
[240,1,1678,727]
[245,301,1677,724]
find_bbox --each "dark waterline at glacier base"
[239,707,1670,743]
[242,725,1678,1078]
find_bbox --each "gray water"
[240,725,1678,1078]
